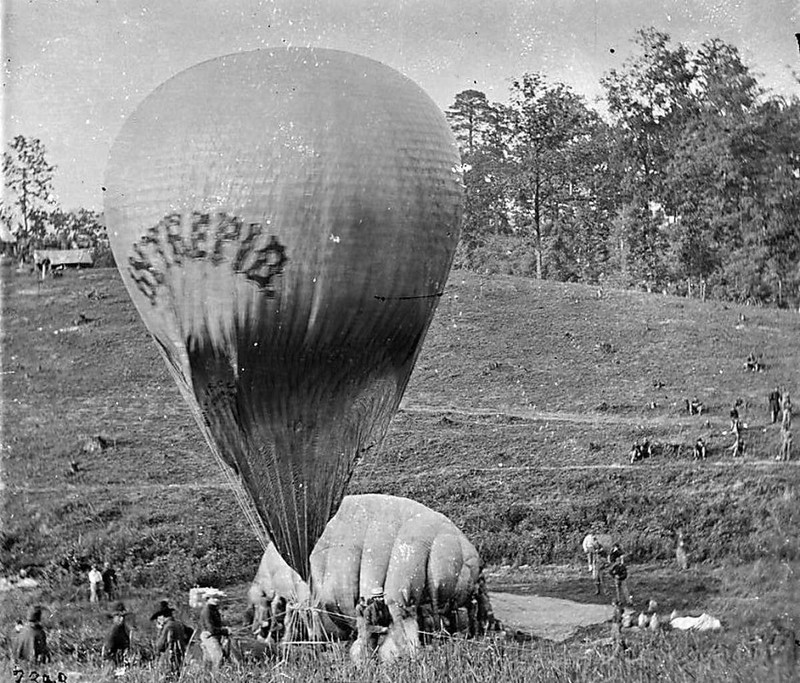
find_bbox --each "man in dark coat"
[13,606,50,664]
[153,604,193,673]
[199,592,229,671]
[609,560,632,605]
[103,601,131,666]
[693,438,707,461]
[101,562,118,601]
[363,587,392,653]
[770,388,783,424]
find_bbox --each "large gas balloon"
[104,48,463,579]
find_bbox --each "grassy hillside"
[3,267,799,584]
[3,266,800,680]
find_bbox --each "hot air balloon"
[104,48,463,580]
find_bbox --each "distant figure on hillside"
[582,533,613,575]
[779,427,793,462]
[781,394,792,430]
[592,554,605,596]
[693,438,707,461]
[13,606,50,664]
[102,562,118,601]
[769,388,783,424]
[608,542,625,567]
[88,564,103,603]
[675,532,689,570]
[729,403,740,431]
[686,398,705,416]
[103,601,132,667]
[609,557,632,606]
[629,440,653,464]
[744,352,764,372]
[731,420,746,458]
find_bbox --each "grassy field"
[2,266,800,680]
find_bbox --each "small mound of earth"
[492,592,613,642]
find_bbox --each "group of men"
[686,388,793,462]
[87,562,118,603]
[12,595,218,675]
[350,578,498,656]
[586,537,631,606]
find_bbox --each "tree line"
[445,28,800,307]
[1,135,109,264]
[2,27,797,304]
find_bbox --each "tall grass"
[1,632,789,683]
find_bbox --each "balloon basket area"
[280,600,335,648]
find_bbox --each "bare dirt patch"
[491,592,613,641]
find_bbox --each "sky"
[2,0,799,212]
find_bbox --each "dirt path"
[491,592,613,642]
[400,402,729,429]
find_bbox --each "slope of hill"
[2,266,799,590]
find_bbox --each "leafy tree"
[447,92,513,266]
[663,39,773,298]
[505,74,603,279]
[446,89,496,156]
[600,29,695,285]
[48,208,107,250]
[2,136,57,259]
[601,28,695,200]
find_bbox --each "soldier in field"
[693,438,707,461]
[769,387,782,424]
[779,427,792,462]
[731,419,745,458]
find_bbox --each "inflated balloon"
[248,494,482,639]
[104,48,463,579]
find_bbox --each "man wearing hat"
[199,591,229,671]
[103,601,132,666]
[102,561,118,602]
[153,602,194,673]
[363,587,392,654]
[150,600,173,624]
[13,605,50,663]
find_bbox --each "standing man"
[102,562,118,601]
[731,419,745,458]
[780,427,793,462]
[88,564,103,603]
[13,606,50,664]
[103,601,132,667]
[769,387,783,424]
[363,587,392,655]
[153,604,193,674]
[609,557,632,606]
[781,394,792,430]
[592,542,606,596]
[693,438,707,461]
[199,591,229,672]
[729,402,740,431]
[474,573,496,635]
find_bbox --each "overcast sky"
[3,0,799,211]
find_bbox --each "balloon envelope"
[104,48,463,579]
